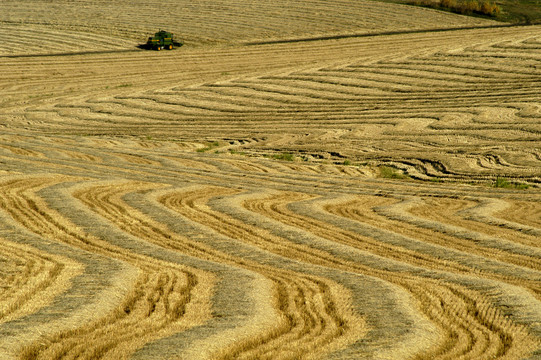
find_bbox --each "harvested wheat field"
[1,0,541,359]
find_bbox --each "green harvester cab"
[146,30,180,50]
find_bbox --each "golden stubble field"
[1,0,540,359]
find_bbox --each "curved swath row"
[0,24,126,55]
[236,191,541,356]
[72,183,366,359]
[492,200,541,229]
[15,26,541,185]
[0,238,82,327]
[1,19,540,360]
[0,177,215,358]
[0,0,498,54]
[0,131,540,358]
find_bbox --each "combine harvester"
[144,30,183,50]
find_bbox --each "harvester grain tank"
[146,30,182,50]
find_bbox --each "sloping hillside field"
[1,0,541,359]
